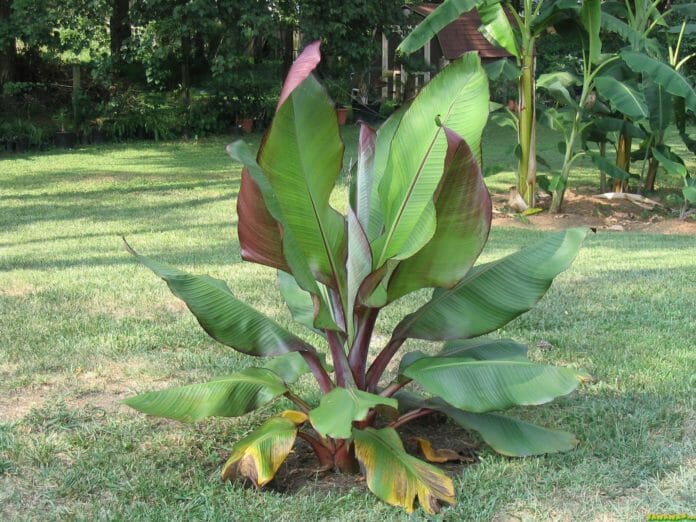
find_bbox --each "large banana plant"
[124,43,589,514]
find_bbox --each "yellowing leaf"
[353,427,455,514]
[279,410,309,425]
[221,416,298,487]
[413,437,466,463]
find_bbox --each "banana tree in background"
[397,0,580,208]
[123,43,589,514]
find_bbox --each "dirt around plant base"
[267,415,479,496]
[493,188,696,234]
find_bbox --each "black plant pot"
[55,131,77,149]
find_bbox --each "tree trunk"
[72,64,81,127]
[0,0,16,87]
[181,32,192,139]
[644,157,658,192]
[518,50,537,207]
[614,131,631,192]
[110,0,131,69]
[599,141,607,192]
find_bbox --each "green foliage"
[125,44,587,514]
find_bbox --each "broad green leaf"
[221,415,302,486]
[309,388,397,439]
[258,74,347,289]
[440,338,528,360]
[124,368,287,422]
[387,128,492,301]
[373,52,489,267]
[588,150,630,180]
[651,147,687,178]
[403,358,585,412]
[368,107,407,241]
[277,270,319,332]
[395,391,579,456]
[353,427,455,514]
[126,247,316,356]
[538,78,578,108]
[394,228,588,341]
[594,76,648,119]
[478,1,519,58]
[261,352,314,384]
[621,51,696,112]
[531,0,579,36]
[397,0,478,55]
[581,0,602,64]
[645,80,673,133]
[683,185,696,204]
[484,58,521,81]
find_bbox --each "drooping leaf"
[440,338,529,360]
[125,246,316,356]
[484,58,521,81]
[372,52,489,267]
[413,437,468,463]
[221,414,303,486]
[261,352,314,384]
[124,368,287,422]
[538,75,578,107]
[594,76,648,119]
[309,388,397,439]
[588,150,630,180]
[277,270,320,332]
[397,0,478,55]
[353,427,455,514]
[387,128,492,301]
[651,147,688,178]
[531,0,579,36]
[621,51,696,112]
[258,74,347,290]
[581,0,602,64]
[393,228,588,341]
[683,185,696,204]
[403,358,586,412]
[478,1,519,58]
[600,12,660,56]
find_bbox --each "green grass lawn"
[1,126,694,520]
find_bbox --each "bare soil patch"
[492,188,696,234]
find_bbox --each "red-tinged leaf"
[355,122,377,231]
[277,41,321,110]
[387,127,491,301]
[237,168,289,272]
[346,209,372,340]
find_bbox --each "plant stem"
[301,352,333,393]
[297,431,334,471]
[365,337,405,392]
[347,308,379,389]
[326,330,354,387]
[284,391,311,413]
[389,408,435,430]
[380,379,411,398]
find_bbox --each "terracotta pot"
[240,118,254,134]
[336,107,349,125]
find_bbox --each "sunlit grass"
[1,125,694,520]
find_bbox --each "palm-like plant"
[124,43,588,514]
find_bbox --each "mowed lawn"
[1,124,694,521]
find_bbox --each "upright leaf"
[372,52,489,267]
[353,427,455,514]
[645,80,673,132]
[309,388,397,439]
[387,128,491,301]
[397,0,478,55]
[594,76,648,119]
[581,0,602,64]
[277,41,321,108]
[478,1,519,58]
[394,228,588,341]
[346,209,373,340]
[221,414,304,486]
[404,358,586,412]
[126,246,316,356]
[124,368,287,422]
[355,122,377,232]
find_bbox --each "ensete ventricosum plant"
[125,42,589,514]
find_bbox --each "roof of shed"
[407,4,513,60]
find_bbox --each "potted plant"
[53,108,77,148]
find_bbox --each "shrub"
[125,42,588,514]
